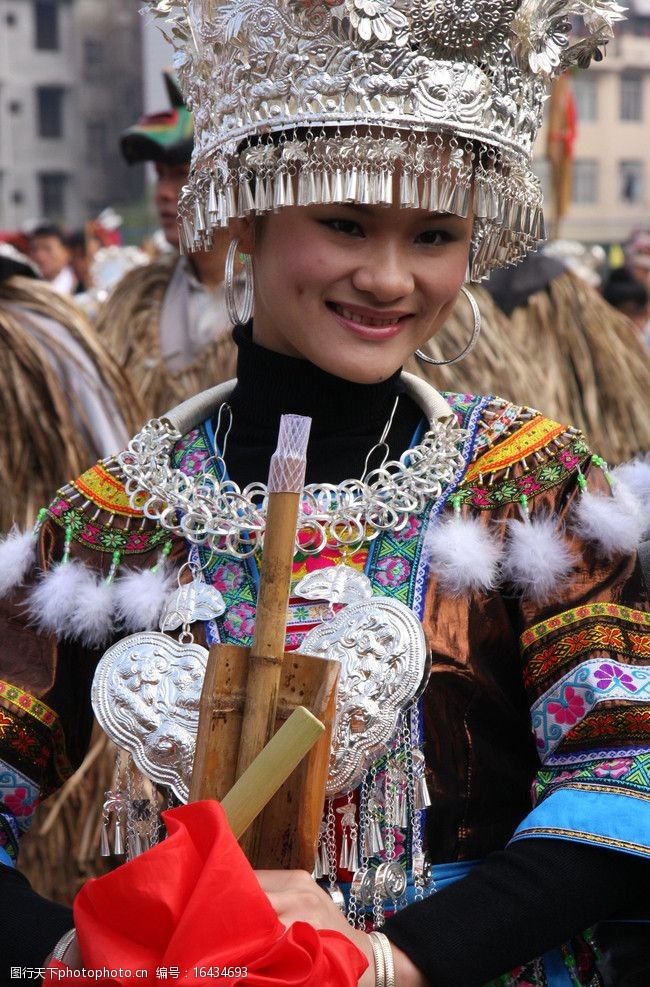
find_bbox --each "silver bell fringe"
[425,495,503,595]
[502,499,576,606]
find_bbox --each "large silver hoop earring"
[415,285,481,366]
[224,238,254,326]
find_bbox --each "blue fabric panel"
[510,786,650,858]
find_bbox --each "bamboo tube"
[189,642,339,868]
[235,415,311,860]
[221,707,324,839]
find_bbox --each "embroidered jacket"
[0,389,648,983]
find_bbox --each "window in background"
[34,0,59,51]
[572,159,599,204]
[83,37,104,80]
[572,73,598,122]
[37,86,64,138]
[38,172,67,219]
[619,160,644,203]
[620,73,643,121]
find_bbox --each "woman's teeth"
[336,305,400,327]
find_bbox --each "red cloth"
[44,801,367,986]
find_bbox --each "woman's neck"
[220,325,423,486]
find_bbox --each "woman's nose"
[351,243,415,301]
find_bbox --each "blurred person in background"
[29,224,76,296]
[96,72,236,418]
[65,229,100,295]
[602,267,650,346]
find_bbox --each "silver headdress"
[146,0,624,279]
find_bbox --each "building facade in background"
[0,0,144,230]
[536,1,650,245]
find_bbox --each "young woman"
[1,2,648,984]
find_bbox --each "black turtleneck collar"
[219,324,423,487]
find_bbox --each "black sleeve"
[383,838,650,986]
[0,864,73,975]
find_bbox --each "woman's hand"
[256,869,430,986]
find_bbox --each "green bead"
[577,473,587,490]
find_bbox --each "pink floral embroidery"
[558,449,581,471]
[211,562,244,594]
[376,556,411,587]
[223,603,256,639]
[398,516,420,541]
[517,475,541,495]
[3,787,37,819]
[593,758,633,779]
[547,687,585,726]
[470,487,491,507]
[594,663,637,692]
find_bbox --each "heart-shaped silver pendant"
[159,581,226,632]
[92,632,207,802]
[294,565,373,606]
[301,597,428,796]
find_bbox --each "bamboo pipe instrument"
[220,706,324,839]
[234,415,312,857]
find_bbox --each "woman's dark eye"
[323,218,364,237]
[417,229,451,245]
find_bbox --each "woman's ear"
[229,216,256,255]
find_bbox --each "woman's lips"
[327,301,412,340]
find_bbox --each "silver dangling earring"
[224,238,254,326]
[415,285,481,366]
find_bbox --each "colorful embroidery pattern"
[47,497,169,556]
[464,413,566,483]
[71,463,147,517]
[0,760,40,835]
[456,437,590,510]
[531,659,650,758]
[533,751,650,805]
[522,603,650,648]
[522,605,650,695]
[556,705,650,755]
[0,684,71,794]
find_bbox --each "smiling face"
[231,201,473,384]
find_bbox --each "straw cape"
[0,277,142,532]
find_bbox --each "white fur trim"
[613,460,650,539]
[26,561,92,637]
[68,572,117,648]
[570,482,644,557]
[426,515,503,595]
[503,516,576,605]
[113,564,176,632]
[0,527,36,597]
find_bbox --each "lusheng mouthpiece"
[268,414,312,493]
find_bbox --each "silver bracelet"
[369,931,395,987]
[51,928,77,963]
